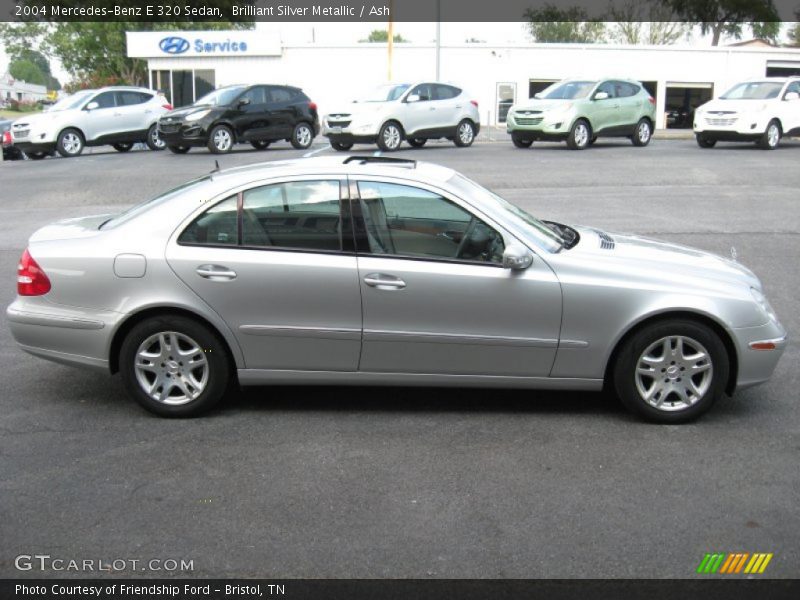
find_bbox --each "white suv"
[11,87,172,159]
[323,82,480,152]
[693,77,800,150]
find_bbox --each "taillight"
[2,130,10,145]
[17,249,51,296]
[308,101,318,111]
[162,103,173,110]
[648,96,656,105]
[470,100,479,108]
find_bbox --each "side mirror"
[85,101,99,111]
[593,91,609,101]
[785,92,800,101]
[238,97,251,107]
[406,94,420,103]
[502,245,533,270]
[533,92,542,99]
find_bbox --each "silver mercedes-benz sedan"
[7,156,786,422]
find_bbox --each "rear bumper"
[13,141,57,154]
[325,133,378,144]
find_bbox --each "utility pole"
[435,0,441,81]
[387,0,394,81]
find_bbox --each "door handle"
[364,273,406,289]
[196,265,237,281]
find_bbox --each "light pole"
[435,0,441,81]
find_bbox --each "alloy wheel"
[638,122,651,144]
[213,128,232,152]
[383,125,401,150]
[458,122,474,145]
[61,132,82,155]
[767,123,780,148]
[134,331,209,406]
[573,123,589,147]
[295,125,312,148]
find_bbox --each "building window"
[150,69,216,107]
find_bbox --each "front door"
[166,178,362,372]
[589,81,619,134]
[352,179,562,377]
[231,86,270,141]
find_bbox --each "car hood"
[511,99,576,113]
[697,99,769,114]
[12,110,76,127]
[567,226,760,289]
[162,105,217,119]
[325,102,391,117]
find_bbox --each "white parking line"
[303,146,329,158]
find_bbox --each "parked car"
[10,87,171,158]
[323,82,480,151]
[666,106,693,129]
[7,156,786,422]
[693,77,800,149]
[1,119,25,160]
[506,78,656,150]
[158,84,319,155]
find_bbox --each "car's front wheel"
[330,141,354,151]
[613,319,729,423]
[56,128,85,157]
[511,133,533,148]
[631,119,652,147]
[566,119,591,150]
[119,316,231,417]
[696,135,716,148]
[453,120,476,147]
[758,119,781,150]
[207,124,234,154]
[291,122,314,149]
[113,142,133,152]
[146,124,166,151]
[377,121,403,152]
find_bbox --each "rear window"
[100,177,211,230]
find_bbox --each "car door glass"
[240,86,267,106]
[785,82,800,97]
[242,181,341,251]
[410,84,434,102]
[596,82,616,99]
[178,196,238,246]
[434,85,459,100]
[91,92,116,109]
[268,87,293,103]
[117,91,151,106]
[357,181,504,264]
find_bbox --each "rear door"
[265,86,297,139]
[166,177,363,372]
[433,84,461,128]
[115,90,153,134]
[613,81,642,128]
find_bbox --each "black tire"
[26,151,47,160]
[758,119,781,150]
[290,122,314,150]
[330,141,354,151]
[146,123,165,151]
[113,142,133,152]
[251,140,271,150]
[511,133,533,148]
[407,137,427,148]
[696,135,716,148]
[376,121,404,152]
[453,119,476,147]
[119,316,231,418]
[588,136,597,146]
[566,119,591,150]
[56,128,85,158]
[207,124,234,154]
[613,319,729,424]
[631,118,652,147]
[168,145,191,154]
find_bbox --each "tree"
[361,29,407,43]
[791,13,800,46]
[9,58,47,86]
[0,20,252,88]
[608,0,691,44]
[524,4,607,43]
[665,0,780,45]
[8,49,60,89]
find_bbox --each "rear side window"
[614,82,640,98]
[268,87,293,103]
[178,196,238,246]
[435,85,461,100]
[117,91,152,106]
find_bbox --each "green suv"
[507,79,656,150]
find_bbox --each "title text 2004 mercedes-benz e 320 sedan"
[7,157,786,422]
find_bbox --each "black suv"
[158,84,319,154]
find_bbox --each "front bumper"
[158,121,211,147]
[731,319,788,391]
[693,114,768,139]
[506,112,571,140]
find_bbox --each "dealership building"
[126,30,800,129]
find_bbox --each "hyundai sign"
[127,31,280,58]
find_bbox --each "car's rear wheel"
[251,140,271,150]
[566,119,591,150]
[56,128,85,157]
[453,120,476,147]
[330,141,353,151]
[632,119,652,147]
[407,137,427,148]
[207,124,234,154]
[511,133,533,148]
[613,319,729,423]
[696,135,716,148]
[146,124,166,151]
[291,122,314,149]
[168,145,190,154]
[120,316,231,417]
[113,142,133,152]
[377,121,403,151]
[758,119,781,150]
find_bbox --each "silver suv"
[323,82,481,151]
[11,87,172,159]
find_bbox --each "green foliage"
[361,29,407,43]
[524,4,607,43]
[664,0,780,45]
[9,59,47,86]
[607,0,690,45]
[791,16,800,46]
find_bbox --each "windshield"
[540,80,596,100]
[356,84,410,103]
[48,91,94,112]
[451,174,565,252]
[195,86,247,107]
[100,177,211,230]
[721,82,783,100]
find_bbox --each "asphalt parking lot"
[1,136,798,578]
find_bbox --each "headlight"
[751,287,777,322]
[185,110,211,122]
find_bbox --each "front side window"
[356,181,505,264]
[91,91,117,109]
[595,81,616,99]
[409,84,435,102]
[240,86,268,105]
[785,81,800,97]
